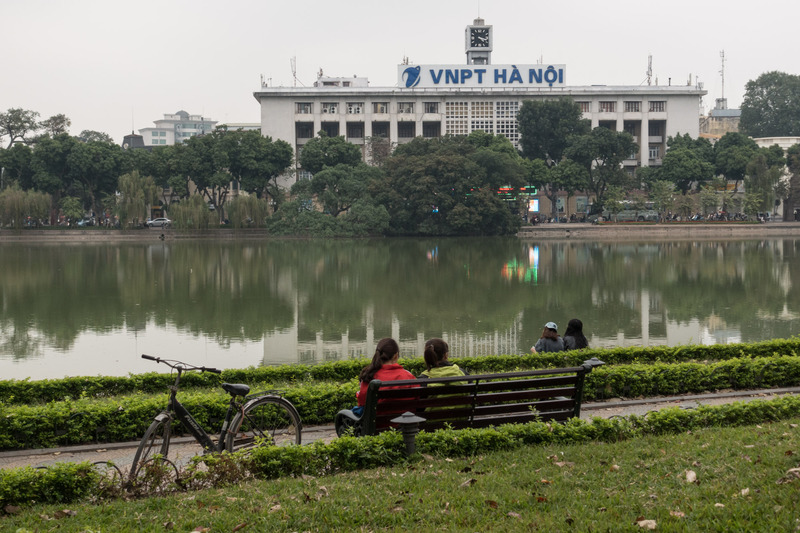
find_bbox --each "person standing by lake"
[563,318,589,350]
[531,321,565,353]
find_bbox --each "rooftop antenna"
[719,50,726,100]
[291,57,297,88]
[646,54,652,86]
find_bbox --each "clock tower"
[465,18,492,65]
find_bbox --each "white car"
[147,217,171,228]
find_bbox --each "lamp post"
[390,412,426,455]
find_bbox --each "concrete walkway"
[2,388,797,472]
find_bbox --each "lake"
[2,237,798,380]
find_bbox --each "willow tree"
[117,171,158,228]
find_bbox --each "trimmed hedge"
[3,339,800,406]
[1,356,799,451]
[2,395,799,508]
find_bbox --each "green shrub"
[3,395,798,509]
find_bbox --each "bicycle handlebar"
[141,354,222,374]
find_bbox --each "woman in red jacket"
[355,337,415,408]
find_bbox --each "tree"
[39,114,71,138]
[117,171,158,228]
[659,146,714,194]
[647,179,676,221]
[299,132,362,174]
[77,130,114,143]
[604,185,625,221]
[305,163,381,217]
[745,147,784,215]
[786,144,800,221]
[29,133,79,222]
[59,195,83,223]
[174,132,231,217]
[66,140,124,215]
[740,71,800,137]
[223,130,293,205]
[0,108,40,148]
[517,97,590,163]
[564,127,637,212]
[714,132,759,191]
[0,142,33,189]
[378,136,523,235]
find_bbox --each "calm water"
[2,237,799,380]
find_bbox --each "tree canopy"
[740,71,800,138]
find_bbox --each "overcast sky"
[3,0,798,144]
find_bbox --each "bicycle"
[129,354,302,482]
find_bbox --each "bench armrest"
[335,409,362,437]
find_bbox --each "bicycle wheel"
[129,417,171,481]
[226,397,302,452]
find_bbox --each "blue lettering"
[460,69,473,83]
[509,65,523,84]
[494,69,507,84]
[529,69,543,84]
[430,69,443,84]
[559,69,564,84]
[544,66,558,87]
[445,69,459,84]
[475,69,486,83]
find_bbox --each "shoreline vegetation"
[3,221,800,243]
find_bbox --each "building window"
[599,101,616,113]
[577,101,591,113]
[151,139,159,144]
[151,132,158,137]
[398,102,415,114]
[648,123,663,136]
[372,121,389,137]
[346,122,364,139]
[347,102,363,114]
[321,122,339,136]
[624,101,640,112]
[296,122,314,139]
[649,101,666,112]
[322,103,338,114]
[422,122,441,138]
[296,102,312,114]
[160,131,166,136]
[649,145,660,159]
[398,122,415,138]
[471,101,493,118]
[445,101,469,136]
[424,102,439,113]
[373,102,389,114]
[471,120,494,133]
[495,101,519,118]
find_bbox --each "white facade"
[254,19,705,184]
[139,110,218,146]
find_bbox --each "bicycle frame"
[162,366,241,453]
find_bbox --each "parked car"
[147,217,171,228]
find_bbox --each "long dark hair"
[359,338,400,383]
[564,318,589,349]
[423,338,449,371]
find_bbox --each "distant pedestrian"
[563,318,589,350]
[531,321,565,353]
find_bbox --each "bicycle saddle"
[222,383,251,397]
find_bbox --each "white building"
[254,18,706,199]
[139,110,218,146]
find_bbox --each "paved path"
[2,388,797,472]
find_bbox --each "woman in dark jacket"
[563,318,589,350]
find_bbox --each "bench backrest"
[361,363,597,435]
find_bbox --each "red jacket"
[356,364,416,406]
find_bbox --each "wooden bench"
[334,358,605,437]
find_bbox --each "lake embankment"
[3,222,800,243]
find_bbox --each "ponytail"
[423,338,449,371]
[359,338,400,383]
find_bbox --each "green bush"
[3,395,799,509]
[1,355,799,450]
[3,338,800,406]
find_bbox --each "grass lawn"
[4,418,799,532]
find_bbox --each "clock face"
[470,28,490,48]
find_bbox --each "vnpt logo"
[402,66,421,88]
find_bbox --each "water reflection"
[1,238,799,379]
